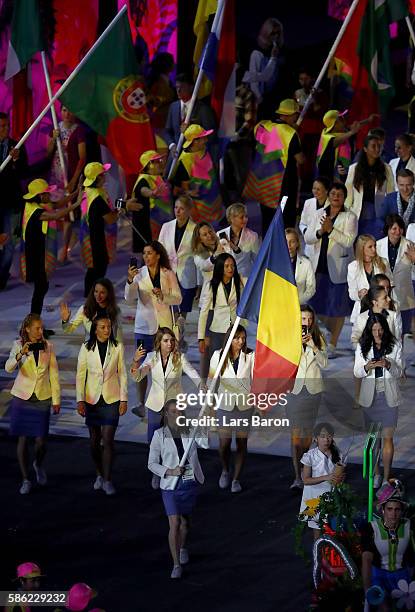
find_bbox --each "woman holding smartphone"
[6,314,60,495]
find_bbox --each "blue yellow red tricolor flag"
[237,207,302,393]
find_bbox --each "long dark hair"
[353,136,387,191]
[301,304,325,351]
[84,277,119,322]
[85,315,118,351]
[313,422,340,464]
[210,253,241,308]
[219,324,252,376]
[360,285,388,313]
[145,240,171,270]
[359,313,395,359]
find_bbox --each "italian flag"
[334,0,407,123]
[59,11,155,176]
[5,0,44,80]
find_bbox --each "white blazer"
[62,304,123,340]
[125,266,182,335]
[351,309,402,348]
[389,156,415,189]
[376,236,415,311]
[158,218,198,288]
[131,351,200,413]
[299,197,327,258]
[347,259,392,323]
[295,255,316,304]
[304,205,358,284]
[198,277,244,340]
[148,426,209,490]
[354,343,402,408]
[209,350,255,411]
[291,343,327,395]
[76,341,128,405]
[6,340,60,405]
[345,162,395,219]
[218,226,260,278]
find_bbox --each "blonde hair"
[226,203,247,223]
[19,313,43,344]
[354,234,386,272]
[154,327,181,369]
[285,227,301,254]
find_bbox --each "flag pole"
[296,0,361,127]
[167,0,226,180]
[0,5,128,174]
[171,314,241,488]
[405,16,415,47]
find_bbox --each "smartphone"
[29,341,45,351]
[302,325,308,336]
[129,256,138,268]
[115,198,127,210]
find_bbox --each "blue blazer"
[380,192,415,225]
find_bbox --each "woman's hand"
[20,342,31,356]
[60,302,71,323]
[167,466,184,476]
[119,401,127,416]
[77,401,86,417]
[132,346,146,364]
[320,216,333,234]
[302,332,314,348]
[364,359,378,372]
[52,404,60,414]
[327,470,342,484]
[198,339,206,354]
[358,288,368,300]
[52,128,60,140]
[127,265,138,283]
[126,198,143,213]
[152,287,163,302]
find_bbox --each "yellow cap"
[183,124,214,149]
[323,109,348,133]
[83,162,111,187]
[139,150,164,170]
[23,178,57,200]
[275,99,299,116]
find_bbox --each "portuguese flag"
[334,0,407,123]
[59,11,155,175]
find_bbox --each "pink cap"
[67,583,95,611]
[17,562,43,578]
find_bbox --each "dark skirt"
[286,390,321,435]
[309,272,352,318]
[9,395,51,437]
[85,399,120,427]
[161,478,199,516]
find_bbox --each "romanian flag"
[237,206,302,396]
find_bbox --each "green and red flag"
[59,11,155,176]
[334,0,408,127]
[5,0,44,80]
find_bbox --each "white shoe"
[102,480,116,496]
[170,565,182,579]
[219,471,231,489]
[290,478,304,490]
[179,548,189,565]
[33,461,47,485]
[373,474,383,488]
[231,480,242,493]
[19,479,32,495]
[151,475,160,490]
[93,475,103,490]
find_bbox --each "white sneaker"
[93,475,104,490]
[102,480,116,496]
[231,480,242,493]
[179,548,189,565]
[33,461,47,485]
[19,479,32,495]
[219,471,231,489]
[290,478,304,490]
[170,565,182,579]
[151,475,160,490]
[373,474,383,488]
